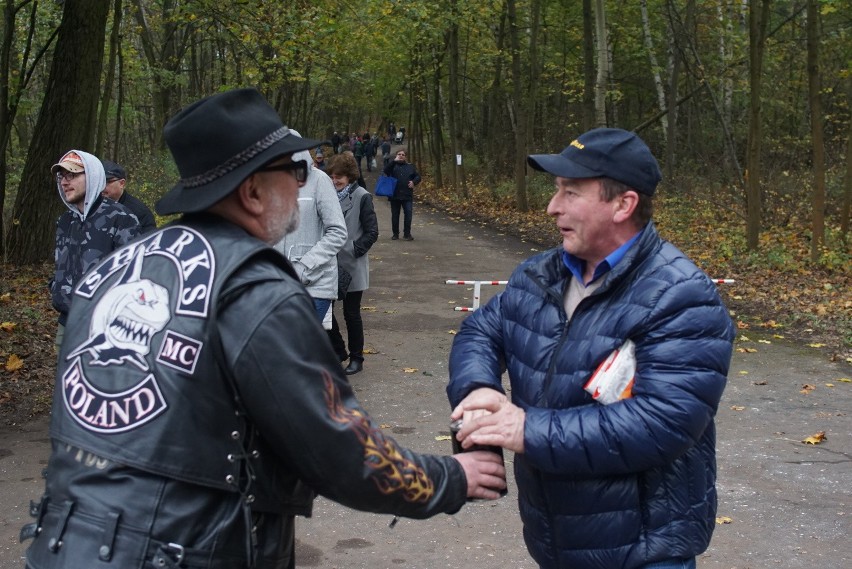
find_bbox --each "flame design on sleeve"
[323,371,435,503]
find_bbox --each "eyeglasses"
[55,171,83,182]
[257,160,309,183]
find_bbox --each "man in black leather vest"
[22,88,505,569]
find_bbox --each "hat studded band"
[180,126,291,189]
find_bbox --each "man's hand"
[452,451,506,500]
[451,387,526,454]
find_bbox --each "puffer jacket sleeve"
[447,289,509,406]
[221,275,468,518]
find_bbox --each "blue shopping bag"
[375,175,397,197]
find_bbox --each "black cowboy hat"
[156,88,320,215]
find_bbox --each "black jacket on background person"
[24,214,467,569]
[117,190,157,234]
[383,160,420,201]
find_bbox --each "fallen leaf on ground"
[838,378,851,383]
[808,343,826,348]
[730,405,746,411]
[448,330,457,334]
[715,516,733,524]
[5,354,24,372]
[736,347,758,353]
[0,293,10,303]
[403,368,418,373]
[1,321,16,332]
[802,431,827,445]
[435,435,452,441]
[800,384,816,394]
[753,380,768,385]
[380,424,391,429]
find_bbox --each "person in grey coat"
[274,132,347,324]
[325,153,379,374]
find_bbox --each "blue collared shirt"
[561,228,644,286]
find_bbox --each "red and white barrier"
[446,280,508,312]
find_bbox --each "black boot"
[344,358,363,375]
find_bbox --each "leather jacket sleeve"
[218,266,467,519]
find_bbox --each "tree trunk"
[842,76,852,242]
[1,1,52,259]
[448,10,467,198]
[641,0,668,137]
[485,5,507,193]
[593,0,609,127]
[429,50,444,189]
[96,0,123,158]
[806,0,825,262]
[6,0,109,265]
[582,0,596,131]
[506,0,528,212]
[133,0,185,150]
[745,0,771,251]
[0,0,15,259]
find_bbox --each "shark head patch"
[69,247,170,370]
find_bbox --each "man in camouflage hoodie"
[50,150,140,345]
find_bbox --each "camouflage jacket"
[51,195,140,325]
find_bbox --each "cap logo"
[570,140,585,150]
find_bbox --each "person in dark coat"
[101,159,157,234]
[447,128,735,569]
[382,148,420,241]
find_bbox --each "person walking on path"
[326,152,379,375]
[275,133,347,325]
[447,128,735,569]
[101,159,157,234]
[381,136,391,167]
[383,148,420,241]
[22,88,506,569]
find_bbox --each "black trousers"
[390,200,412,237]
[328,290,364,361]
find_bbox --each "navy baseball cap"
[527,128,662,195]
[101,159,127,180]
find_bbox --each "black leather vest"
[51,215,280,493]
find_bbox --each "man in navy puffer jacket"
[447,128,735,569]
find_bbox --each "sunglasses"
[257,160,309,183]
[55,171,83,182]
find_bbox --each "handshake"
[449,386,525,500]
